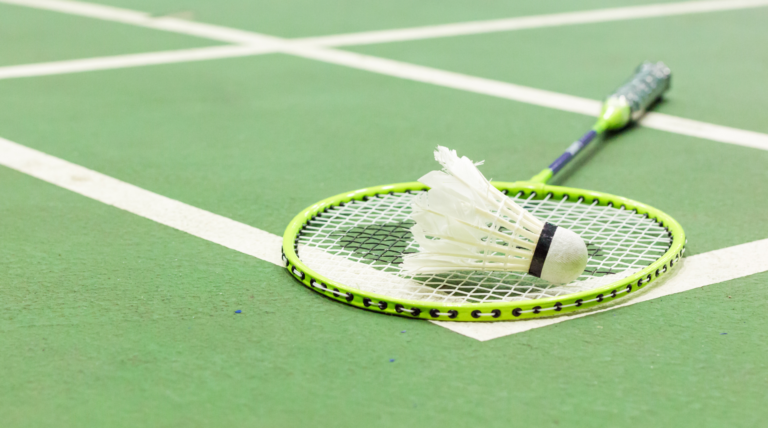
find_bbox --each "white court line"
[6,0,768,47]
[299,0,768,47]
[282,43,601,116]
[3,0,768,152]
[2,136,767,341]
[0,137,284,267]
[638,113,768,151]
[0,0,283,45]
[437,238,768,341]
[0,45,273,80]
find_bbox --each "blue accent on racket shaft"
[548,129,598,175]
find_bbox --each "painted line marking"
[6,0,768,47]
[638,113,768,151]
[3,0,768,152]
[0,45,273,80]
[436,238,768,341]
[2,136,767,341]
[0,0,283,45]
[299,0,768,47]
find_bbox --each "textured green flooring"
[0,3,219,67]
[2,2,768,427]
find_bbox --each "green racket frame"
[282,180,686,322]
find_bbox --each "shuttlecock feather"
[403,146,588,285]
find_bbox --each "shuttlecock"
[402,146,588,285]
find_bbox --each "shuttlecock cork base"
[403,146,588,285]
[528,223,588,285]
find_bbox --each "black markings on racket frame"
[528,222,558,278]
[289,190,679,319]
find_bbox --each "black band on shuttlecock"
[529,222,558,278]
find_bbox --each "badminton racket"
[282,61,684,321]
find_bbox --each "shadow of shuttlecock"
[330,221,417,265]
[328,220,585,303]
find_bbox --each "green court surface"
[1,1,767,427]
[87,0,683,37]
[0,4,220,67]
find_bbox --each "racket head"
[282,181,685,322]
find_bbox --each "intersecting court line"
[2,0,768,152]
[438,238,768,340]
[2,136,767,341]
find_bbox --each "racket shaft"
[548,129,598,174]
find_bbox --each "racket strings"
[297,191,672,303]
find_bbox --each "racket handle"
[598,61,671,130]
[530,62,672,184]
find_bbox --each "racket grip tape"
[598,61,672,130]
